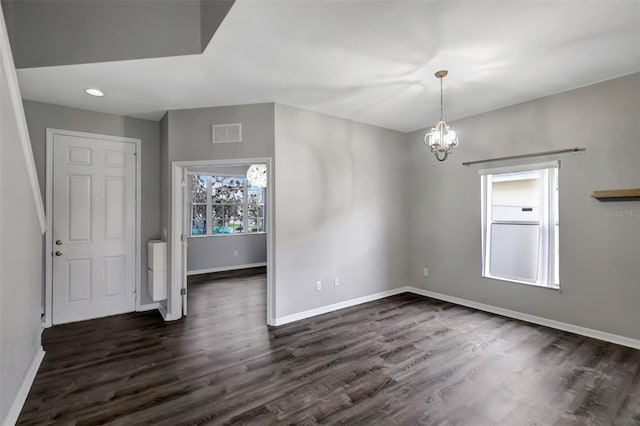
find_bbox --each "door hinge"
[180,288,186,296]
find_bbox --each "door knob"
[55,251,62,256]
[55,240,62,245]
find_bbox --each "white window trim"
[481,161,560,290]
[479,160,560,176]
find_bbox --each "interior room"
[183,161,269,322]
[0,1,639,425]
[185,163,268,276]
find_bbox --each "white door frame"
[45,128,143,327]
[168,158,275,325]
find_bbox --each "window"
[190,174,265,236]
[481,162,559,289]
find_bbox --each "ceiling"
[15,1,640,132]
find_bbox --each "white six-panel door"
[51,133,136,324]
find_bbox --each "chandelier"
[246,164,267,188]
[424,70,459,161]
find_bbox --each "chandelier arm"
[436,151,448,161]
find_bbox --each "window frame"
[188,172,266,237]
[480,161,559,290]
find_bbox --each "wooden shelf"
[591,188,640,201]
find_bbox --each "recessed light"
[85,88,104,97]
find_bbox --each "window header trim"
[479,160,560,176]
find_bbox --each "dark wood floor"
[19,272,640,425]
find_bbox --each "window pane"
[192,175,208,203]
[191,204,207,235]
[554,171,559,285]
[554,224,559,285]
[248,217,264,233]
[227,205,243,233]
[491,174,540,222]
[212,205,224,233]
[554,171,559,224]
[212,176,244,204]
[247,185,264,203]
[247,186,265,232]
[490,223,539,282]
[211,204,243,234]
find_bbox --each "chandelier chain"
[440,76,443,121]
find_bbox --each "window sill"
[482,274,561,292]
[188,232,266,238]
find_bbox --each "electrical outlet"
[334,277,339,286]
[423,268,429,277]
[316,280,322,291]
[233,250,238,257]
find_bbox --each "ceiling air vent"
[212,123,242,143]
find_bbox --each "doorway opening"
[169,158,275,325]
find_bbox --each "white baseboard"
[138,302,159,312]
[2,345,45,426]
[158,303,168,320]
[158,303,180,322]
[187,262,267,276]
[273,287,408,326]
[272,284,640,350]
[406,286,640,350]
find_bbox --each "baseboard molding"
[273,287,408,326]
[2,345,45,426]
[406,286,640,350]
[158,303,168,320]
[273,284,640,349]
[187,262,267,276]
[158,303,181,322]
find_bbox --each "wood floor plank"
[17,271,640,425]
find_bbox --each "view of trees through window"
[191,175,265,235]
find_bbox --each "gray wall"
[0,50,43,422]
[187,234,267,273]
[164,103,275,240]
[167,103,275,163]
[162,103,274,316]
[22,100,161,306]
[407,72,640,339]
[274,104,410,318]
[2,0,204,68]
